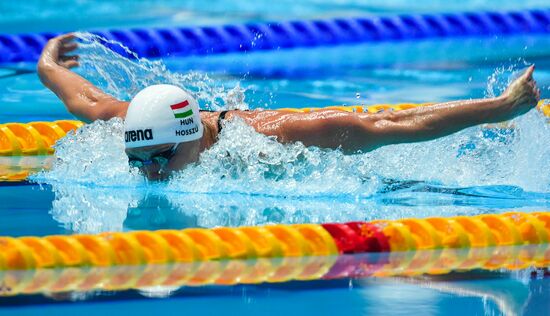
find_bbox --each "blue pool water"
[1,1,550,315]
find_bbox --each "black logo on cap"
[125,129,153,143]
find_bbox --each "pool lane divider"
[1,100,550,162]
[0,120,83,156]
[1,9,549,63]
[0,211,549,271]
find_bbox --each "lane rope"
[1,9,549,63]
[0,212,548,271]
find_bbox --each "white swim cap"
[124,84,204,148]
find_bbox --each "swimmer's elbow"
[328,116,380,152]
[66,98,127,122]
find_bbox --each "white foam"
[32,118,142,186]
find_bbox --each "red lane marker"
[321,223,362,254]
[346,222,390,252]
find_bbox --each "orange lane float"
[1,212,550,271]
[0,212,549,296]
[0,120,83,156]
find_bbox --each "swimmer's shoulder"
[201,108,341,127]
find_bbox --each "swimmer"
[38,34,541,180]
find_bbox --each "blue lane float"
[0,9,549,63]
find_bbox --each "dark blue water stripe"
[0,9,549,63]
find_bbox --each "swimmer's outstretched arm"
[37,34,129,123]
[259,66,540,153]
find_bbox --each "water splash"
[485,59,530,98]
[31,118,141,186]
[75,32,247,110]
[168,117,378,197]
[367,111,550,192]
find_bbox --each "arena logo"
[125,129,153,142]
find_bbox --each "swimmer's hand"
[500,65,540,115]
[38,33,79,70]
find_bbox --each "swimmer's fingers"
[527,80,540,103]
[60,60,79,69]
[57,33,77,44]
[509,65,534,88]
[63,60,80,68]
[42,33,75,59]
[59,55,79,69]
[60,42,78,55]
[46,33,76,50]
[533,80,541,101]
[521,65,535,82]
[60,54,78,61]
